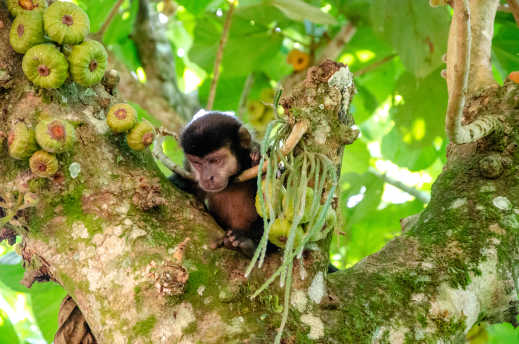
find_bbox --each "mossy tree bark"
[1,1,519,344]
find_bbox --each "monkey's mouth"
[200,183,227,193]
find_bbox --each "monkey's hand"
[223,230,257,258]
[250,144,261,166]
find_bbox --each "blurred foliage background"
[1,0,519,342]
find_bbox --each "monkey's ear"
[238,126,252,149]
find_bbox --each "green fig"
[22,43,69,89]
[9,11,45,54]
[126,121,155,151]
[43,1,90,45]
[68,40,108,87]
[260,88,275,104]
[255,179,283,219]
[35,118,76,153]
[268,218,304,248]
[246,99,266,121]
[283,186,315,223]
[309,208,337,242]
[7,122,37,160]
[7,0,47,17]
[29,150,58,177]
[106,103,137,133]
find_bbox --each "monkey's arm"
[168,173,199,195]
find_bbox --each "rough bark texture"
[1,2,519,344]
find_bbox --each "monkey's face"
[186,147,239,193]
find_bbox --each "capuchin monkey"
[170,111,340,272]
[169,112,263,258]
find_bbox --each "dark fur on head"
[180,112,253,170]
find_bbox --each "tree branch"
[237,74,254,118]
[316,22,356,62]
[445,0,501,144]
[92,0,124,41]
[354,54,397,77]
[368,167,430,203]
[235,119,310,182]
[207,0,237,110]
[152,129,195,181]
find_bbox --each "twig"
[207,0,237,110]
[368,168,430,203]
[93,0,125,41]
[237,74,254,118]
[316,23,356,62]
[235,120,309,182]
[152,129,194,181]
[354,54,397,77]
[506,0,519,26]
[280,120,309,156]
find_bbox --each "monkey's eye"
[209,158,222,165]
[191,161,202,169]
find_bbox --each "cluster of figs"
[4,1,156,177]
[7,118,76,178]
[255,181,337,248]
[5,105,154,180]
[8,0,107,88]
[105,103,155,152]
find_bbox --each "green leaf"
[102,0,139,44]
[235,3,290,27]
[198,76,247,110]
[189,14,283,77]
[341,140,370,175]
[0,253,66,343]
[77,0,118,32]
[334,198,423,266]
[108,39,142,71]
[381,127,439,171]
[29,283,67,343]
[0,263,26,293]
[340,172,384,227]
[176,0,214,14]
[260,50,292,81]
[487,322,519,344]
[272,0,337,25]
[492,22,519,81]
[392,69,448,147]
[342,26,405,123]
[129,102,162,127]
[340,0,371,25]
[370,0,450,77]
[0,309,19,344]
[188,15,221,72]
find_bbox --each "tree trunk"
[1,2,518,344]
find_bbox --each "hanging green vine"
[245,107,338,343]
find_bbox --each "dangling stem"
[93,0,125,41]
[207,0,237,110]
